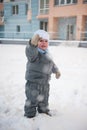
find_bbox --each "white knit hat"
[34,29,49,41]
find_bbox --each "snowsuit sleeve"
[25,40,39,62]
[52,63,59,73]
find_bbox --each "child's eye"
[39,40,48,42]
[45,40,48,42]
[39,40,43,42]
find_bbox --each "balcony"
[39,9,49,15]
[39,4,49,15]
[37,4,49,19]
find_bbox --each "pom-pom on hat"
[34,29,49,41]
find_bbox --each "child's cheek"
[38,44,41,48]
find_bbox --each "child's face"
[38,39,48,50]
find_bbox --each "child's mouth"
[41,45,46,48]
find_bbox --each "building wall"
[48,0,87,40]
[31,0,40,32]
[2,0,87,40]
[49,0,87,17]
[4,2,30,38]
[4,0,40,39]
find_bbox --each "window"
[25,0,31,15]
[54,0,77,5]
[60,0,64,4]
[54,0,59,5]
[73,0,77,3]
[39,0,49,14]
[17,25,20,32]
[25,3,28,15]
[12,5,19,15]
[83,0,87,3]
[70,25,74,34]
[40,21,48,31]
[0,0,3,2]
[67,0,71,4]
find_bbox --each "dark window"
[67,0,71,4]
[83,0,87,3]
[0,0,3,2]
[12,6,15,14]
[0,11,4,17]
[40,21,48,31]
[70,25,74,34]
[12,5,19,15]
[60,0,64,4]
[40,22,43,30]
[17,25,20,32]
[25,4,28,15]
[73,0,77,3]
[54,0,77,5]
[54,0,59,5]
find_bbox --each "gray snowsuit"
[24,41,59,117]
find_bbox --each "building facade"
[3,0,39,39]
[0,0,87,40]
[37,0,87,40]
[0,0,4,38]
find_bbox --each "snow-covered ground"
[0,43,87,130]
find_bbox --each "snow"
[0,43,87,130]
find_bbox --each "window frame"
[40,21,48,31]
[54,0,77,6]
[12,5,19,15]
[16,25,20,33]
[39,0,49,14]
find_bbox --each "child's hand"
[31,34,40,46]
[55,71,61,79]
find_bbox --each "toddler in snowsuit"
[24,30,61,118]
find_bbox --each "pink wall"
[48,0,87,40]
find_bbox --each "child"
[24,30,61,118]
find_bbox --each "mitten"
[55,71,61,79]
[31,34,40,46]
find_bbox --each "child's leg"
[24,81,39,118]
[24,101,36,118]
[38,83,50,113]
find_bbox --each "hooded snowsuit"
[24,30,59,118]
